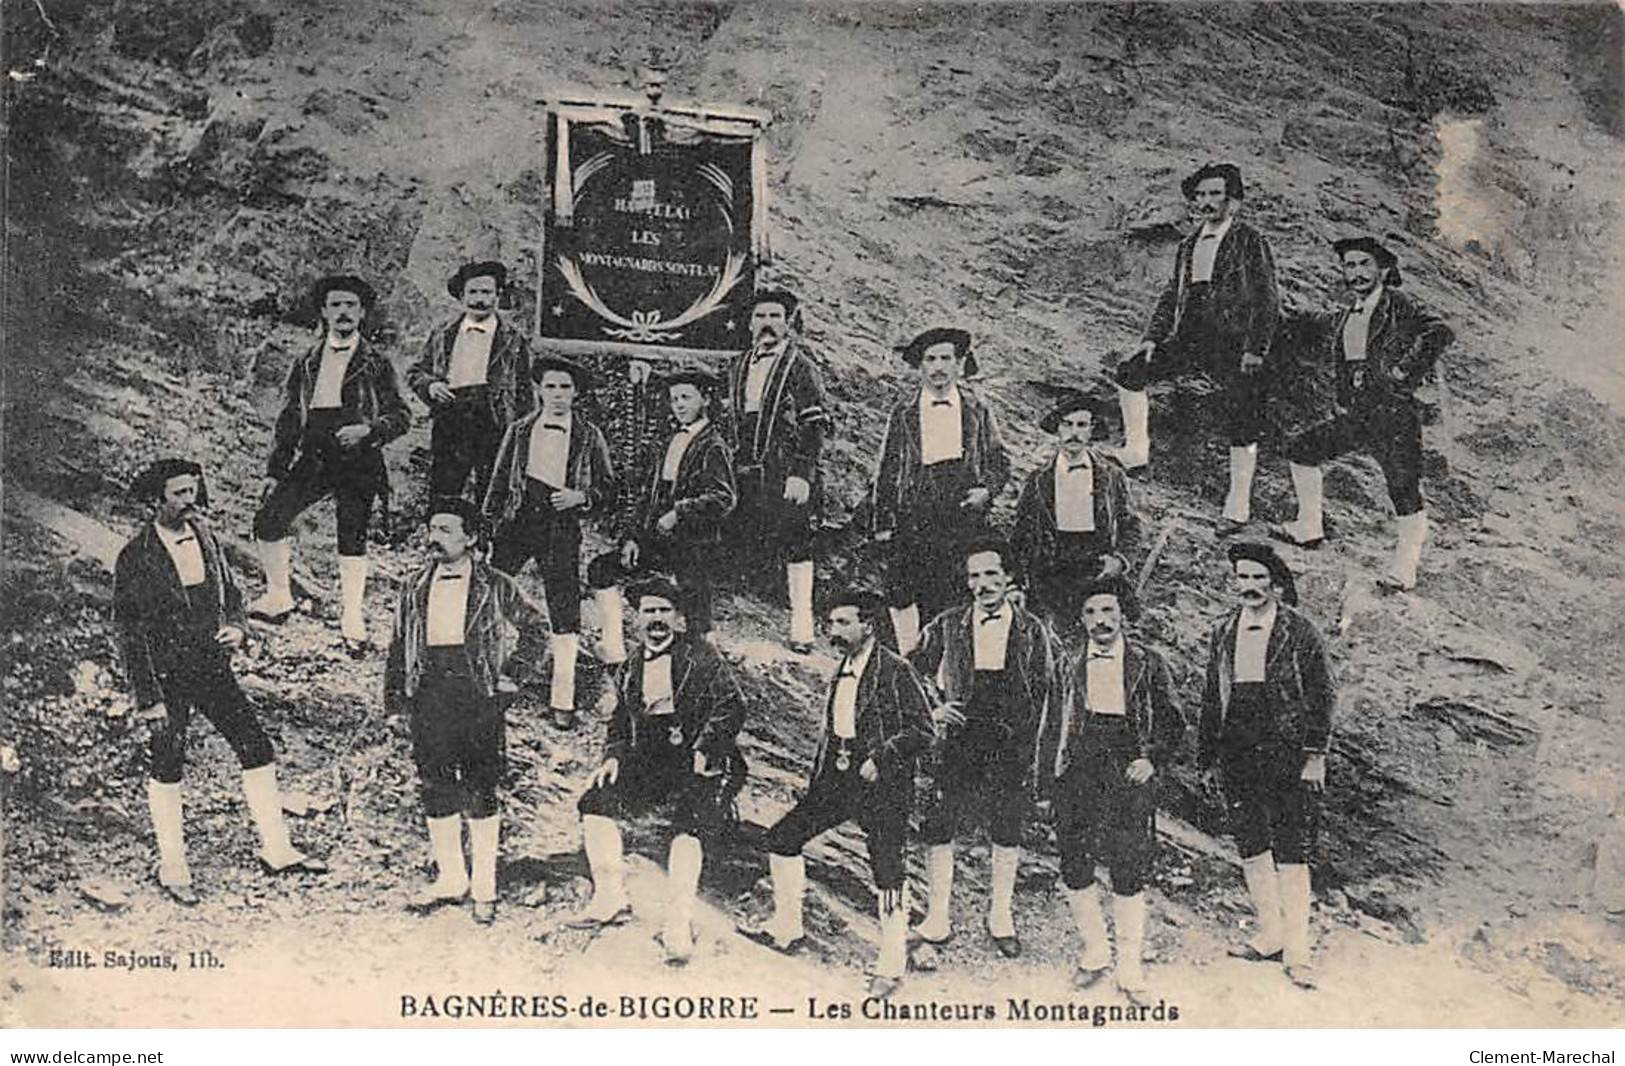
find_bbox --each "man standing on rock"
[1011,391,1141,640]
[249,275,411,652]
[482,356,614,730]
[116,459,327,905]
[724,288,830,653]
[384,498,548,925]
[571,576,748,965]
[910,537,1056,959]
[407,260,535,504]
[741,586,934,999]
[1033,576,1184,1001]
[1199,542,1334,990]
[1271,236,1455,591]
[589,369,736,656]
[1112,163,1281,536]
[872,327,1011,655]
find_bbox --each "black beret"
[1039,391,1111,434]
[447,260,508,298]
[662,368,720,394]
[1227,541,1299,606]
[627,574,685,611]
[1332,236,1404,287]
[751,287,798,318]
[311,274,376,308]
[1181,162,1245,201]
[132,458,206,504]
[531,355,592,389]
[897,327,979,378]
[821,584,886,620]
[425,496,483,538]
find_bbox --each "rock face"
[4,0,1625,1023]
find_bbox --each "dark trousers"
[254,415,378,555]
[149,653,274,784]
[1115,287,1268,446]
[764,768,909,891]
[428,389,501,504]
[1219,684,1320,863]
[491,481,581,633]
[409,651,505,819]
[588,539,717,635]
[885,461,987,620]
[1053,716,1157,894]
[731,465,814,566]
[923,720,1029,848]
[1285,392,1424,515]
[577,745,745,842]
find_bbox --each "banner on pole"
[540,94,771,360]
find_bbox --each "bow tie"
[1199,232,1220,240]
[541,422,568,432]
[645,647,672,661]
[437,572,466,582]
[170,534,195,545]
[1087,647,1115,660]
[327,338,357,352]
[463,321,491,333]
[751,346,779,362]
[1065,461,1092,473]
[979,612,1003,625]
[1245,624,1265,632]
[930,399,954,408]
[836,667,858,679]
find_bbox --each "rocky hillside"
[3,0,1624,1025]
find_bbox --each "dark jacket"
[1034,639,1184,793]
[603,637,747,769]
[912,600,1058,755]
[1198,604,1335,768]
[1325,287,1454,401]
[267,336,412,483]
[113,521,245,709]
[813,642,934,790]
[1144,219,1281,360]
[383,558,548,710]
[630,420,737,546]
[871,385,1011,535]
[725,339,829,495]
[406,313,535,429]
[1010,447,1141,583]
[481,410,616,536]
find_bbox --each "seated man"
[570,577,748,965]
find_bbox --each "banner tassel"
[751,134,770,264]
[555,113,574,227]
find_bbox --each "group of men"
[110,158,1456,1000]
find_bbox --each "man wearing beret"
[1273,237,1455,591]
[724,288,830,653]
[742,586,934,998]
[249,275,412,651]
[482,355,614,729]
[1199,542,1334,989]
[570,577,748,965]
[911,537,1056,959]
[872,327,1012,655]
[384,498,549,924]
[116,459,327,904]
[1033,576,1184,1000]
[1011,391,1142,640]
[407,261,536,504]
[1112,162,1281,536]
[589,369,736,659]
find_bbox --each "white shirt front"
[446,315,496,387]
[919,385,964,466]
[642,639,675,708]
[1054,452,1096,533]
[526,414,572,486]
[154,521,206,588]
[426,558,472,646]
[744,345,783,414]
[1342,286,1383,363]
[1234,601,1278,683]
[661,418,708,482]
[311,335,357,409]
[1190,216,1234,283]
[972,600,1013,671]
[1084,637,1126,715]
[832,639,876,740]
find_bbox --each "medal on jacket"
[835,747,851,772]
[668,723,685,746]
